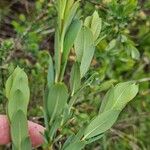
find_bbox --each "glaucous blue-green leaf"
[63,142,85,150]
[91,11,102,42]
[99,87,114,113]
[70,63,81,95]
[84,16,92,27]
[11,110,31,150]
[63,1,80,35]
[47,83,69,123]
[5,73,13,99]
[74,26,95,78]
[80,43,95,77]
[74,27,85,62]
[84,11,102,43]
[60,19,82,79]
[63,19,82,62]
[6,67,29,102]
[86,134,104,144]
[48,117,61,140]
[61,135,74,150]
[83,110,119,140]
[5,67,30,120]
[5,66,22,99]
[21,137,32,150]
[100,81,139,112]
[97,79,117,92]
[8,89,28,120]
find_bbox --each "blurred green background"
[0,0,150,149]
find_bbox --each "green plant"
[2,0,140,150]
[6,67,32,150]
[42,0,139,149]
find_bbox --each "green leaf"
[61,19,82,79]
[86,134,104,144]
[91,11,102,42]
[98,80,117,92]
[6,67,30,120]
[84,11,102,43]
[61,135,74,150]
[83,110,119,140]
[70,63,81,95]
[100,81,139,112]
[63,19,82,61]
[64,142,85,150]
[126,44,140,60]
[63,1,80,35]
[84,16,92,28]
[75,26,95,78]
[48,117,61,140]
[5,66,21,99]
[47,55,54,87]
[47,83,69,123]
[60,0,67,19]
[99,87,114,113]
[21,137,32,150]
[105,39,116,51]
[74,27,85,62]
[131,46,140,60]
[64,0,75,19]
[8,89,28,120]
[11,110,31,150]
[54,28,61,81]
[5,74,13,99]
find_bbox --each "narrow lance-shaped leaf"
[100,81,139,113]
[63,1,80,37]
[63,142,85,150]
[60,0,67,19]
[64,0,74,19]
[83,110,119,140]
[5,73,13,99]
[74,27,84,62]
[81,28,95,77]
[47,83,69,123]
[60,19,82,80]
[99,87,114,113]
[11,110,31,150]
[91,11,102,41]
[62,129,86,150]
[75,26,95,78]
[63,20,82,61]
[7,89,28,121]
[60,0,80,54]
[5,67,32,149]
[70,62,81,96]
[5,67,30,120]
[21,137,33,150]
[84,11,102,44]
[84,16,92,28]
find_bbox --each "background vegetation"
[0,0,150,149]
